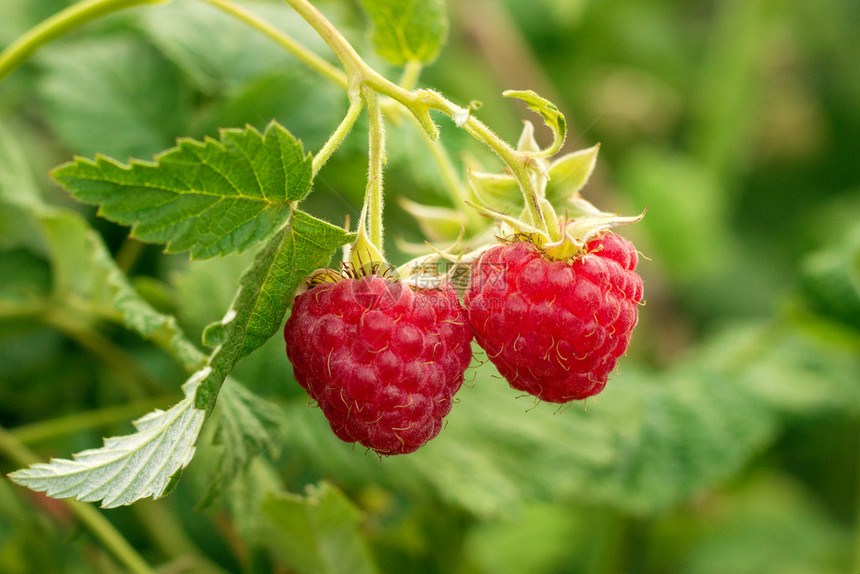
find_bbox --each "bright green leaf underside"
[50,121,313,259]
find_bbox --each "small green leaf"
[398,197,468,242]
[51,121,313,259]
[38,210,206,372]
[466,169,522,215]
[503,90,567,157]
[8,377,206,508]
[195,210,353,412]
[801,224,860,331]
[262,483,379,574]
[197,379,283,509]
[359,0,449,66]
[545,144,601,208]
[236,210,355,358]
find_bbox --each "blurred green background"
[0,0,858,572]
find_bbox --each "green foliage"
[676,474,851,574]
[262,482,380,574]
[8,378,205,508]
[801,224,860,331]
[197,379,283,508]
[1,0,859,572]
[359,0,449,66]
[38,35,192,160]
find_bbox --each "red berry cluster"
[284,231,642,454]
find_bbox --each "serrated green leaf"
[262,483,379,574]
[38,36,192,159]
[197,379,283,508]
[503,90,567,156]
[195,210,353,412]
[51,121,313,259]
[8,377,206,508]
[359,0,449,66]
[38,210,206,372]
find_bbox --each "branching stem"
[280,0,549,234]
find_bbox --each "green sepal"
[546,144,601,208]
[348,224,390,277]
[466,169,522,215]
[398,197,469,242]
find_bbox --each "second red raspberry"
[465,232,643,403]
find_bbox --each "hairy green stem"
[0,426,156,574]
[0,0,165,83]
[363,85,386,250]
[200,0,347,90]
[312,94,363,175]
[460,112,547,232]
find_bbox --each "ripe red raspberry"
[464,232,643,403]
[284,275,473,455]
